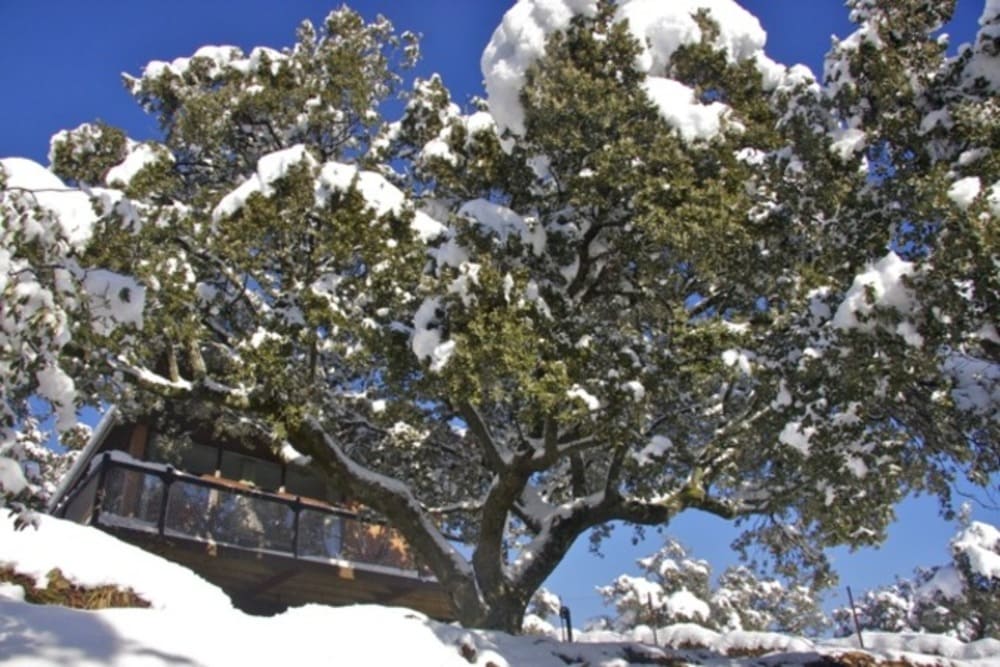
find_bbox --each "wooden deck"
[106,524,456,619]
[52,445,457,621]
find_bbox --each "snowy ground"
[1,515,998,666]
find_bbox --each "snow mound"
[0,514,232,613]
[1,513,997,667]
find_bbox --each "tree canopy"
[1,0,998,631]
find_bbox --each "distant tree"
[834,518,1000,641]
[1,0,997,632]
[600,538,827,634]
[522,587,564,636]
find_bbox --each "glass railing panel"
[297,508,344,559]
[162,480,214,539]
[82,460,433,577]
[164,480,294,552]
[98,467,164,530]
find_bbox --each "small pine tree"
[600,538,827,634]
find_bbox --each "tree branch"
[290,416,483,617]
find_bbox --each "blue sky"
[2,0,996,625]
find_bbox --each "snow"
[34,365,76,432]
[721,348,752,375]
[948,176,982,210]
[0,456,29,496]
[917,563,965,600]
[941,352,1000,416]
[567,384,600,411]
[0,514,231,613]
[210,147,446,242]
[961,0,1000,90]
[988,181,1000,218]
[952,520,1000,580]
[482,0,800,141]
[212,144,317,221]
[411,297,455,372]
[829,127,867,161]
[641,77,733,142]
[0,157,96,250]
[633,435,672,465]
[617,0,766,71]
[832,251,922,346]
[457,198,546,255]
[2,513,998,666]
[315,161,445,241]
[81,269,146,335]
[664,589,710,621]
[104,143,170,187]
[779,420,814,456]
[621,381,645,401]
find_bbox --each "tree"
[599,537,827,634]
[0,153,111,519]
[834,518,1000,640]
[1,0,997,632]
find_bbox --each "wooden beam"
[246,568,300,598]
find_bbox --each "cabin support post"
[157,467,175,536]
[291,497,302,558]
[91,452,112,526]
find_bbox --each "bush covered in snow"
[599,537,828,635]
[834,519,1000,640]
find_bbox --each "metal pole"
[846,586,865,649]
[648,593,659,646]
[559,605,573,643]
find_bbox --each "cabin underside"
[104,523,454,618]
[51,418,456,621]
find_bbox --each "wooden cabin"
[48,407,455,619]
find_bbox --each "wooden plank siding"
[106,525,456,619]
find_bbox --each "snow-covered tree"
[1,0,998,631]
[600,538,827,634]
[0,152,118,518]
[835,519,1000,640]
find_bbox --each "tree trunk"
[475,592,529,634]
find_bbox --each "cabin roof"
[47,406,120,513]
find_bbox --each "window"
[220,450,281,492]
[147,434,218,476]
[285,465,328,501]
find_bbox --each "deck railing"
[56,453,431,577]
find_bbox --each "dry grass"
[0,566,150,610]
